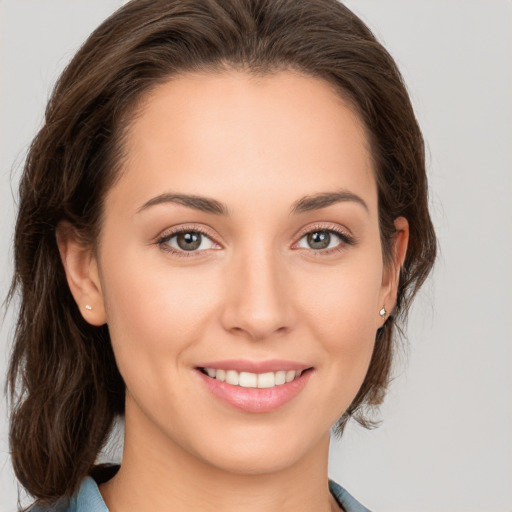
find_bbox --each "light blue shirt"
[29,475,372,512]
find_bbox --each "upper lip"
[196,359,313,373]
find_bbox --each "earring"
[85,304,93,311]
[379,306,387,318]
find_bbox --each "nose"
[220,243,295,342]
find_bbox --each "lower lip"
[196,368,313,413]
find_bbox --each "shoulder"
[26,477,109,512]
[329,479,373,512]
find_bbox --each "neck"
[99,398,340,512]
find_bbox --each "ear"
[377,216,409,326]
[56,221,107,326]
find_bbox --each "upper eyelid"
[157,224,218,242]
[295,222,353,239]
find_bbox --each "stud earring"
[379,306,387,318]
[85,304,93,311]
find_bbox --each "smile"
[195,363,314,413]
[200,368,303,389]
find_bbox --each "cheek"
[297,254,383,398]
[99,253,219,385]
[303,257,382,341]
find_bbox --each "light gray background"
[1,1,511,511]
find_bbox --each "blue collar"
[30,475,371,512]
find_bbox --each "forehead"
[113,69,377,217]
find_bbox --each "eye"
[294,225,355,255]
[156,227,220,257]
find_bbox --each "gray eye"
[306,231,331,250]
[163,230,217,253]
[176,232,202,251]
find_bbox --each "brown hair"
[7,0,436,504]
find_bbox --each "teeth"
[202,368,306,388]
[286,370,296,382]
[257,372,275,388]
[225,370,239,385]
[275,370,286,385]
[239,372,257,387]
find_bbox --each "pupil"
[177,232,201,251]
[308,231,330,249]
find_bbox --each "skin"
[57,69,408,512]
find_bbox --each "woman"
[6,0,436,511]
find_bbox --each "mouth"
[198,367,311,389]
[195,364,314,413]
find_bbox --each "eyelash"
[156,226,218,258]
[155,224,356,258]
[295,224,356,256]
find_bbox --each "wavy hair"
[7,0,436,504]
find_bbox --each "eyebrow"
[137,193,229,215]
[290,189,368,214]
[137,189,368,216]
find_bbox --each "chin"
[196,442,309,475]
[175,419,330,476]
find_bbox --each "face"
[66,70,403,475]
